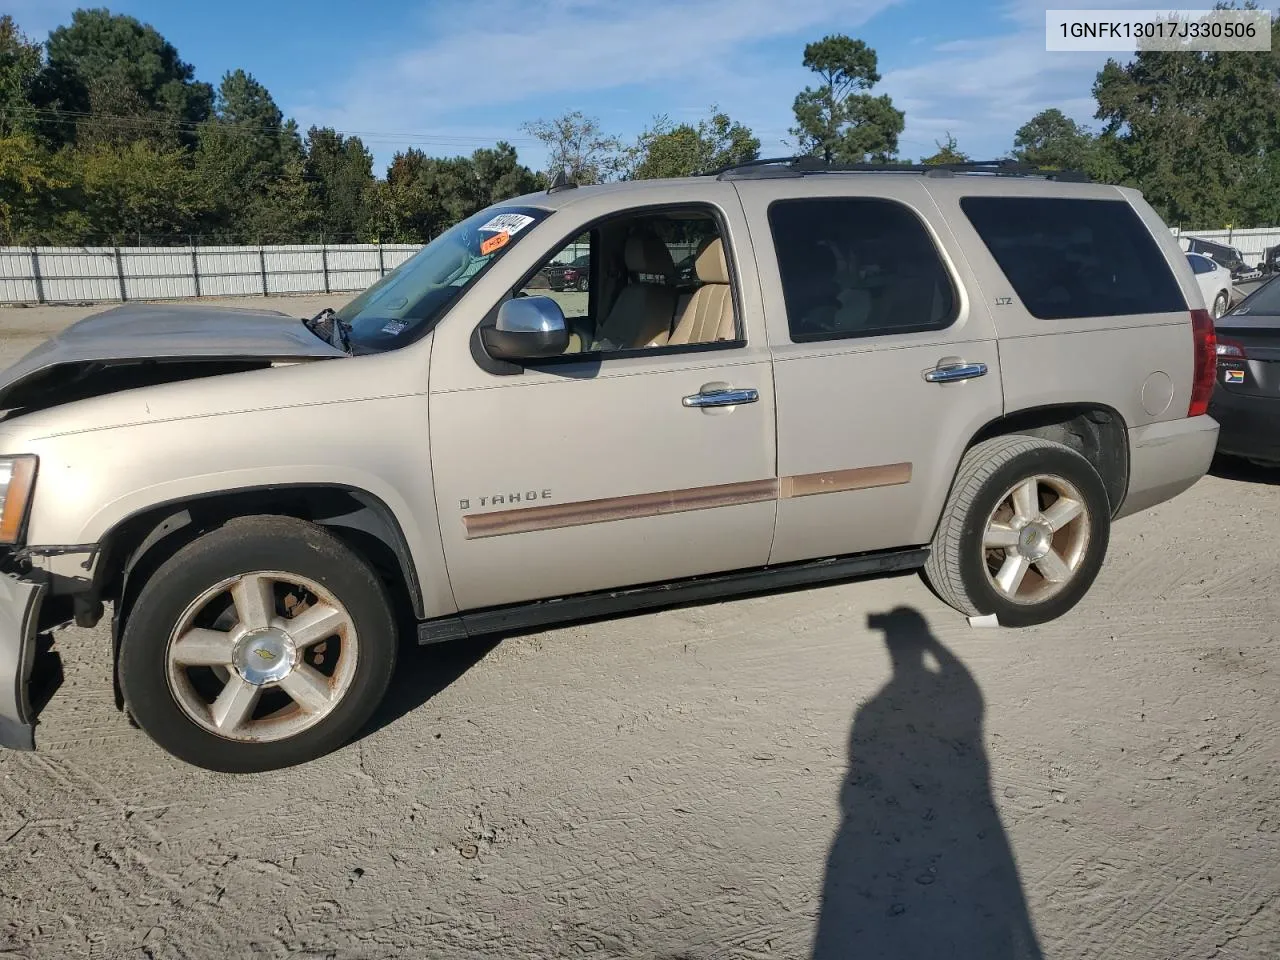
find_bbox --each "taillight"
[1216,337,1247,360]
[1189,308,1217,417]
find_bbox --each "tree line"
[1,6,1277,247]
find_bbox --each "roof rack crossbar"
[700,155,1091,183]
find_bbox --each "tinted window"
[1187,254,1215,275]
[961,197,1186,320]
[768,198,957,341]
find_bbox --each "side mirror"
[481,296,569,362]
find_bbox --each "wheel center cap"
[233,628,297,685]
[1020,522,1053,562]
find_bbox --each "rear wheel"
[1212,291,1229,319]
[119,515,397,772]
[923,435,1111,627]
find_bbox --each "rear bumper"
[1209,390,1280,464]
[0,573,46,750]
[1115,415,1219,520]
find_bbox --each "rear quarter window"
[960,196,1187,320]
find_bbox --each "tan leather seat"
[589,234,679,351]
[667,237,736,346]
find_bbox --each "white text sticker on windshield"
[478,213,535,235]
[381,319,408,335]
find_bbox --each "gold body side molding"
[462,463,912,540]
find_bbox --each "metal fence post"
[377,239,385,278]
[29,247,45,304]
[259,243,269,297]
[114,245,127,302]
[189,235,201,298]
[321,240,330,294]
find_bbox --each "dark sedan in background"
[1211,276,1280,466]
[542,254,590,291]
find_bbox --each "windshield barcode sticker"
[478,213,535,235]
[381,319,408,335]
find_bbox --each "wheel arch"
[96,484,426,712]
[928,403,1131,547]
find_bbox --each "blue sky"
[10,0,1152,174]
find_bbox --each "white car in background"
[1186,252,1233,318]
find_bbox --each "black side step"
[417,547,929,644]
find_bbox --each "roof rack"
[700,155,1092,183]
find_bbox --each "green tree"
[304,126,376,240]
[630,107,760,179]
[251,153,320,242]
[921,132,968,165]
[195,70,291,239]
[54,138,209,242]
[376,142,539,241]
[0,15,43,137]
[1011,108,1095,170]
[0,133,64,242]
[790,35,904,163]
[521,110,626,184]
[41,9,213,148]
[1092,6,1280,226]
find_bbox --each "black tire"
[119,515,397,773]
[922,435,1111,627]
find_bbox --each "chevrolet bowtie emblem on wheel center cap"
[232,628,297,686]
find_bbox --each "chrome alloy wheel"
[165,571,358,742]
[980,474,1092,605]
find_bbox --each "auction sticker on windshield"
[478,213,536,236]
[480,232,510,256]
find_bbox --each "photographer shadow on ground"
[812,607,1043,960]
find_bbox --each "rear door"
[734,178,1005,564]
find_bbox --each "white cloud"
[300,0,902,169]
[883,0,1156,159]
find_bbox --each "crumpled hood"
[0,302,346,410]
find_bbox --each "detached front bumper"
[0,573,46,749]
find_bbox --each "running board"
[416,547,929,645]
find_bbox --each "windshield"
[334,205,550,352]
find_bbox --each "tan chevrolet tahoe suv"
[0,159,1221,772]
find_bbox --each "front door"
[428,189,778,612]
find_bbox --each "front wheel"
[119,515,397,772]
[922,435,1111,627]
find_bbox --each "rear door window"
[1188,254,1216,275]
[960,197,1186,320]
[767,197,958,342]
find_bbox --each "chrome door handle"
[924,361,988,384]
[682,387,759,408]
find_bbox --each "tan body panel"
[922,181,1199,440]
[3,346,457,618]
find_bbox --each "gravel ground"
[0,296,1277,960]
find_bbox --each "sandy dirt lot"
[0,296,1276,960]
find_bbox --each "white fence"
[1170,226,1280,260]
[0,243,425,305]
[2,228,1276,307]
